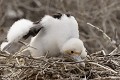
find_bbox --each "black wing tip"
[23,27,43,39]
[52,12,71,19]
[52,13,62,19]
[66,13,71,17]
[34,12,71,24]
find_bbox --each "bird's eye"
[71,51,74,53]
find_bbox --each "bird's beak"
[72,55,85,67]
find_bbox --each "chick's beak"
[72,55,82,61]
[72,55,85,67]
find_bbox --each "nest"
[0,48,120,80]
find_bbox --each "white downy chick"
[28,13,87,65]
[1,13,87,67]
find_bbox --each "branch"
[88,62,118,74]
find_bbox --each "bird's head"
[61,38,87,66]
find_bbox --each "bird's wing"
[7,19,44,42]
[7,19,33,42]
[0,19,43,51]
[23,21,43,39]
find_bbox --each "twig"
[89,76,120,80]
[88,62,118,74]
[109,44,120,55]
[87,23,112,42]
[18,41,28,46]
[0,64,39,69]
[0,12,6,27]
[56,60,92,64]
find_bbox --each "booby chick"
[0,13,87,66]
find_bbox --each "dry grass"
[0,0,120,80]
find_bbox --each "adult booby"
[0,13,87,65]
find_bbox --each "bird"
[0,13,87,66]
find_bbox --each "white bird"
[0,13,87,66]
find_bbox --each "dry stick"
[87,23,112,42]
[35,71,41,80]
[87,23,109,54]
[109,44,120,55]
[56,61,89,64]
[109,47,118,55]
[0,50,45,60]
[13,41,37,57]
[88,62,118,74]
[91,50,106,56]
[89,77,120,80]
[0,51,10,57]
[87,23,116,48]
[15,41,28,65]
[0,14,6,27]
[18,41,28,46]
[87,23,120,55]
[0,64,39,69]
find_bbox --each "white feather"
[7,19,33,42]
[61,38,84,53]
[0,19,33,51]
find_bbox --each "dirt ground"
[0,0,120,80]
